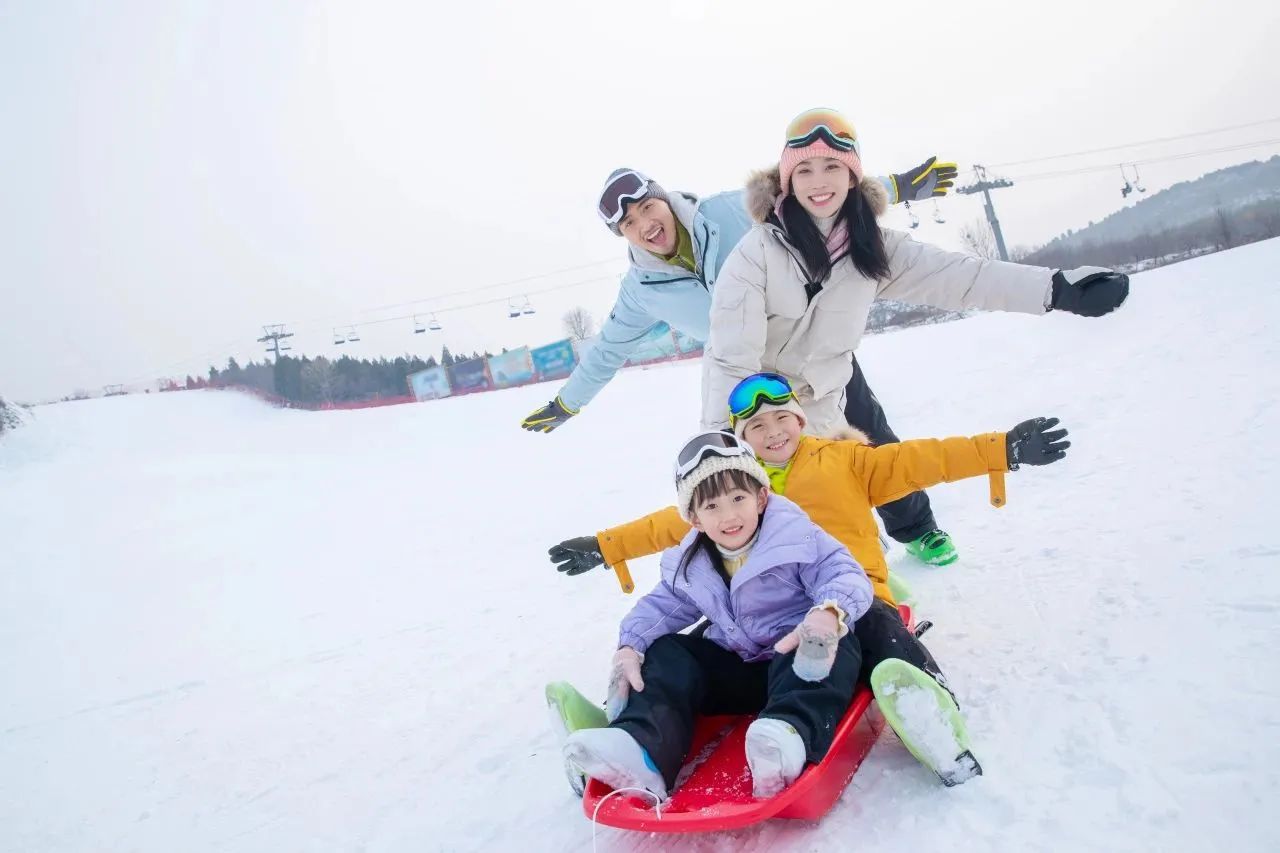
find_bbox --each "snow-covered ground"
[3,240,1279,852]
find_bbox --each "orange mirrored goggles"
[785,109,859,153]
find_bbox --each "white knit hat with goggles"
[673,432,770,522]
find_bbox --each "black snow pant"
[612,632,862,790]
[854,599,954,701]
[842,353,938,543]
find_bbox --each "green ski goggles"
[728,372,795,427]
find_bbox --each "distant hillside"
[0,398,31,435]
[1025,156,1280,270]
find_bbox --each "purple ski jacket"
[617,494,873,661]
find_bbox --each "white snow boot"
[745,717,807,798]
[562,727,668,801]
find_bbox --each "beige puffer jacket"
[701,168,1054,432]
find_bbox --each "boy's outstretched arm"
[548,506,692,592]
[849,417,1069,509]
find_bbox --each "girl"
[562,432,874,800]
[700,108,1129,439]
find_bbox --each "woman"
[701,108,1128,562]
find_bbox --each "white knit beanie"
[732,398,808,439]
[676,453,771,522]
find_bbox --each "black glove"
[1006,417,1070,469]
[1050,268,1130,317]
[549,536,605,576]
[521,396,577,433]
[890,156,959,203]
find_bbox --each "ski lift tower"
[956,165,1014,261]
[257,324,295,361]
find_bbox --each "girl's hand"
[775,607,841,682]
[605,647,644,722]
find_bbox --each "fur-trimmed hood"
[744,166,889,224]
[820,423,872,444]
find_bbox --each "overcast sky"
[2,0,1277,401]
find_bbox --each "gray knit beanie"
[599,168,669,236]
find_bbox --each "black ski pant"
[854,599,954,701]
[842,353,939,543]
[612,631,862,790]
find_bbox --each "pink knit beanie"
[779,139,865,197]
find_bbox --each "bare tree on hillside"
[959,218,999,260]
[302,357,337,405]
[562,306,597,342]
[1212,206,1235,250]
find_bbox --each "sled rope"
[591,786,662,851]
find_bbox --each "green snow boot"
[886,571,915,605]
[905,529,958,566]
[870,659,982,787]
[545,681,609,797]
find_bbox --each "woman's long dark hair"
[778,186,890,285]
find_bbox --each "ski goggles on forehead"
[785,110,858,153]
[597,170,653,225]
[673,431,753,483]
[728,372,795,425]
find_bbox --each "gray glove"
[549,536,604,576]
[890,156,959,203]
[1050,268,1130,317]
[521,396,577,433]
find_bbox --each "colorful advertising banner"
[531,339,578,380]
[487,347,535,388]
[447,357,491,393]
[407,366,452,402]
[625,322,679,365]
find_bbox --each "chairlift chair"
[413,316,426,334]
[1120,166,1134,198]
[507,299,522,319]
[521,297,536,316]
[333,329,346,345]
[905,201,920,229]
[931,200,945,224]
[347,326,361,342]
[428,314,443,331]
[1132,165,1146,193]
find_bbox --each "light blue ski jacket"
[557,190,746,411]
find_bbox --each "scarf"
[774,196,849,263]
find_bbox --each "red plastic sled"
[582,605,912,833]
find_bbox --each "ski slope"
[3,240,1279,852]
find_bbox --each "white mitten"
[604,646,644,722]
[774,607,841,682]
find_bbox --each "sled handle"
[611,559,635,594]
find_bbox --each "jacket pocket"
[764,279,807,319]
